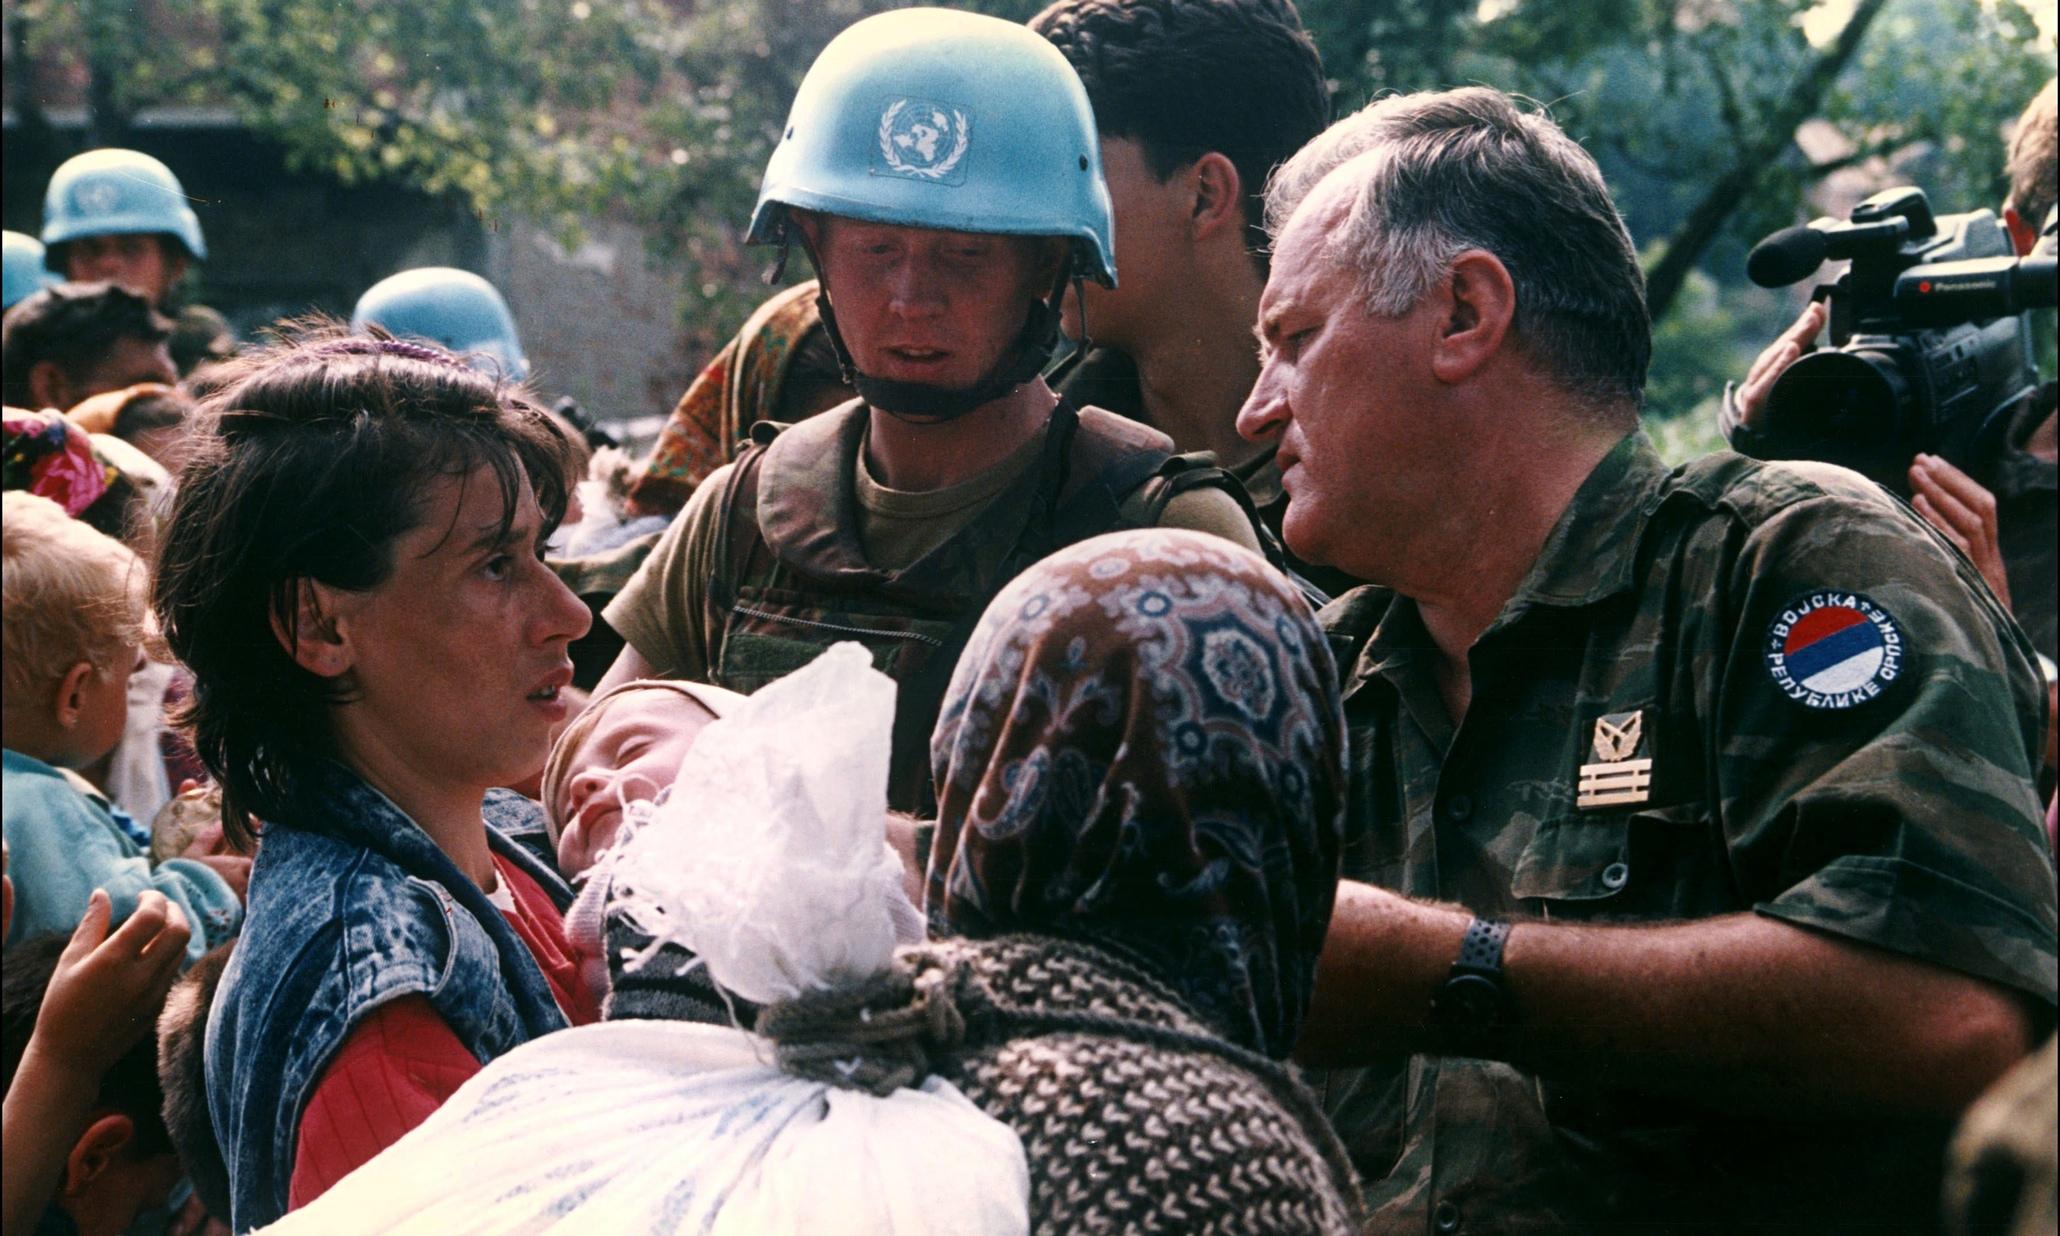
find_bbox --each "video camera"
[1743,186,2055,486]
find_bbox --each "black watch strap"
[1432,917,1514,1053]
[1453,917,1511,978]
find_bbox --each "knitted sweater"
[916,935,1362,1236]
[597,923,1361,1232]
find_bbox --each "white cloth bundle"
[261,644,1028,1235]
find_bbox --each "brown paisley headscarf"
[927,528,1346,1058]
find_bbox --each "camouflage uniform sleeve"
[600,462,732,682]
[1709,472,2056,1005]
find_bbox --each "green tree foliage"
[8,0,2051,411]
[1298,0,2054,421]
[11,0,681,223]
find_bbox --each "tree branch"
[1642,0,1894,323]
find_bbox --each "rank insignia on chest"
[1578,709,1652,809]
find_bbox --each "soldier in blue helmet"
[40,149,233,375]
[599,6,1267,814]
[3,231,57,312]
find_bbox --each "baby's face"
[554,690,718,875]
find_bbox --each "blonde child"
[1,491,242,963]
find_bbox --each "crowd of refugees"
[2,1,2056,1234]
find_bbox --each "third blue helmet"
[3,231,56,311]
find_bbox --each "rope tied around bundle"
[759,959,967,1096]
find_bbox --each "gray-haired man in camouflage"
[1238,87,2057,1234]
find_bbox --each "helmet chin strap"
[788,220,1082,424]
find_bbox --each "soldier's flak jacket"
[705,396,1250,813]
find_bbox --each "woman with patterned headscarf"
[914,526,1360,1233]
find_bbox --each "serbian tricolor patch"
[1764,591,1904,709]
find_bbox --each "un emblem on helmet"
[875,98,971,185]
[77,181,122,214]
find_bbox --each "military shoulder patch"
[1764,591,1904,709]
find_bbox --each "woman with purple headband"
[149,321,597,1230]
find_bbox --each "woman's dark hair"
[152,318,580,850]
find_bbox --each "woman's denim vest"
[205,761,573,1232]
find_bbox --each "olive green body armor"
[706,397,1244,812]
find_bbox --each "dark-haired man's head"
[1,282,176,413]
[1032,0,1327,355]
[2,935,182,1236]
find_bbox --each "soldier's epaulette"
[1679,451,1904,530]
[740,418,794,450]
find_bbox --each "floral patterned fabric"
[3,406,114,516]
[625,280,827,516]
[927,528,1346,1059]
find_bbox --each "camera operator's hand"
[1734,301,1829,430]
[1908,453,2012,611]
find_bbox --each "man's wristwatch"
[1431,917,1513,1053]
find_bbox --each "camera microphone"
[1747,217,1914,288]
[1747,226,1831,287]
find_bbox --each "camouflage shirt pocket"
[1511,815,1634,915]
[1512,803,1725,921]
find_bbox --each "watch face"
[1435,973,1507,1030]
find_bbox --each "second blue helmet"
[350,267,530,382]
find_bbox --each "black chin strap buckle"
[761,216,795,286]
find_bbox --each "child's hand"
[167,1192,231,1236]
[194,854,252,901]
[34,889,190,1079]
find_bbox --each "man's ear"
[53,660,97,730]
[62,1113,136,1198]
[269,579,355,678]
[27,359,75,413]
[1187,152,1245,244]
[1429,250,1518,386]
[789,209,824,251]
[2002,206,2039,257]
[1035,236,1070,286]
[161,240,191,287]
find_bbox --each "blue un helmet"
[349,267,530,382]
[747,7,1116,420]
[3,231,56,311]
[41,149,208,266]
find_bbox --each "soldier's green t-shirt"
[1318,429,2057,1235]
[606,412,1259,681]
